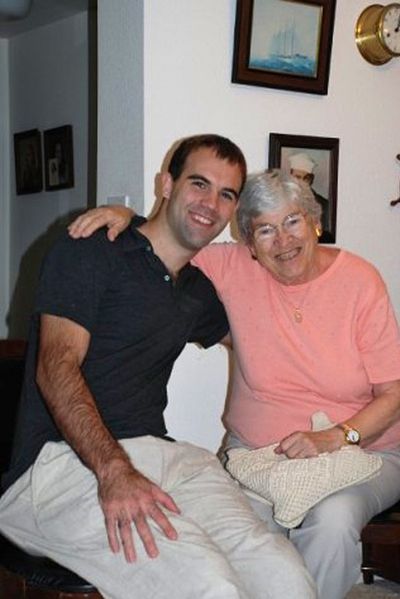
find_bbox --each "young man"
[0,135,315,599]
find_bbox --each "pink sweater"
[193,244,400,451]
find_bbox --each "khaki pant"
[222,432,400,599]
[0,436,316,599]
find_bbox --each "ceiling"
[0,0,90,39]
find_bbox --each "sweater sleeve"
[355,261,400,383]
[191,242,235,291]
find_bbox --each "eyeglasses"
[252,212,307,242]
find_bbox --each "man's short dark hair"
[168,134,247,193]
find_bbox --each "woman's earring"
[315,226,322,237]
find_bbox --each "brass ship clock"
[355,3,400,65]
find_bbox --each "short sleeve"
[356,268,400,383]
[191,243,231,289]
[187,270,229,348]
[35,231,114,333]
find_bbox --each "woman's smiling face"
[249,202,320,285]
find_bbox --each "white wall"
[7,12,89,337]
[97,0,144,211]
[139,1,400,450]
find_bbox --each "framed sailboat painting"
[232,0,336,95]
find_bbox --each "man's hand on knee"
[98,463,180,562]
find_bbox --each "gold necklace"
[276,281,313,323]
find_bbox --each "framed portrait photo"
[232,0,337,95]
[268,132,339,243]
[43,125,74,191]
[14,129,43,195]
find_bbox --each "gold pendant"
[294,309,303,323]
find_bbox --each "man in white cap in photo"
[288,152,329,233]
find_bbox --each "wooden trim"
[0,340,27,360]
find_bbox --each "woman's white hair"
[237,169,322,243]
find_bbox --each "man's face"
[290,168,314,187]
[162,147,243,251]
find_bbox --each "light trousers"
[221,433,400,599]
[0,436,316,599]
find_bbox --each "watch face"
[346,429,360,444]
[381,4,400,54]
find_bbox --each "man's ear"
[161,172,173,200]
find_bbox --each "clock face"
[381,4,400,54]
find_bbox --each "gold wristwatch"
[338,423,361,445]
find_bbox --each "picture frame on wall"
[14,129,43,195]
[232,0,337,95]
[43,125,74,191]
[268,132,339,243]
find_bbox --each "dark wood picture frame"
[43,125,74,191]
[13,129,43,195]
[268,132,339,243]
[232,0,337,95]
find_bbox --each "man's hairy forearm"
[37,344,132,481]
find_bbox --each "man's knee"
[161,549,247,599]
[233,530,316,598]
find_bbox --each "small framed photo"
[14,129,43,195]
[43,125,74,191]
[232,0,337,95]
[268,132,339,243]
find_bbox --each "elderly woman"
[69,170,400,599]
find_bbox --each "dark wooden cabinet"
[361,506,400,584]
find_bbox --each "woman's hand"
[275,428,343,459]
[277,380,400,459]
[68,205,135,241]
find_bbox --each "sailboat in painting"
[250,20,316,77]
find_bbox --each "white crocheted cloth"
[226,412,382,528]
